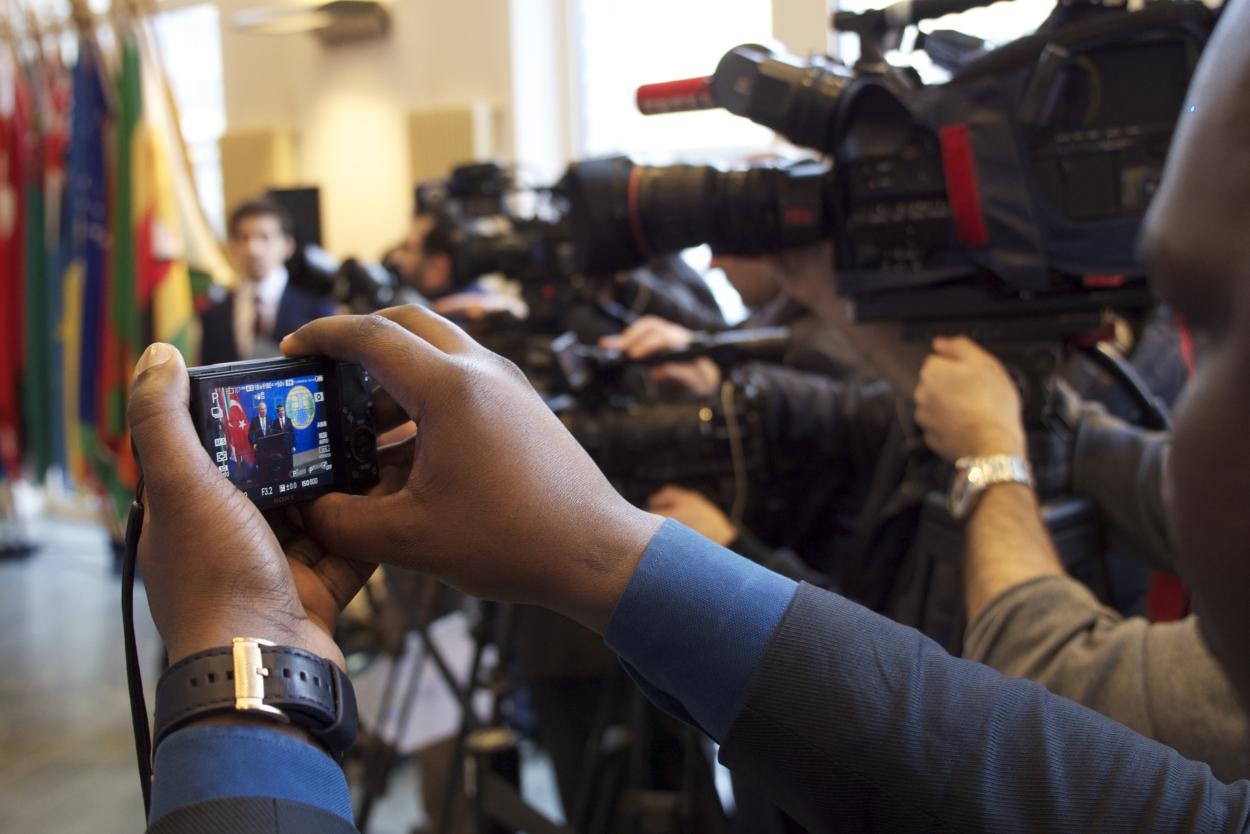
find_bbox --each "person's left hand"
[128,343,375,670]
[647,485,737,546]
[599,316,722,396]
[913,336,1026,462]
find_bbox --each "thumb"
[302,491,411,565]
[128,343,220,496]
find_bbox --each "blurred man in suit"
[200,198,336,364]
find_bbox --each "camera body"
[418,162,576,291]
[187,356,379,511]
[817,1,1211,322]
[566,0,1213,328]
[557,385,770,508]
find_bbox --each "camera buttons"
[350,427,376,463]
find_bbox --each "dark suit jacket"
[200,284,336,366]
[718,583,1250,833]
[274,416,297,456]
[248,416,275,447]
[147,797,355,833]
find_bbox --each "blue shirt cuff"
[605,519,798,741]
[149,725,354,825]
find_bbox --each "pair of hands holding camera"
[130,306,662,700]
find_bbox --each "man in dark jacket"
[200,198,336,364]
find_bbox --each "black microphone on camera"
[633,326,791,368]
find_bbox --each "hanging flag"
[20,58,50,482]
[131,85,194,356]
[134,25,233,304]
[66,36,110,488]
[101,33,141,454]
[0,45,24,475]
[42,44,72,481]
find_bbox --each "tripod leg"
[357,577,443,831]
[358,636,428,830]
[434,617,492,834]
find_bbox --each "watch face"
[947,471,972,519]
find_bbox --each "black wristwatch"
[153,638,358,760]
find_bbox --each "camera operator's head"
[710,251,780,311]
[392,209,457,299]
[228,197,296,284]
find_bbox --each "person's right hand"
[599,315,721,396]
[281,306,663,634]
[128,343,373,672]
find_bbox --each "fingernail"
[135,343,174,376]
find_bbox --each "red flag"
[219,386,254,467]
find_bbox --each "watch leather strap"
[154,640,357,758]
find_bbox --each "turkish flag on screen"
[217,387,255,467]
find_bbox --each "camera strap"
[122,478,153,815]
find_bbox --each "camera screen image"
[200,372,336,506]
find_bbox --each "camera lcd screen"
[197,370,337,506]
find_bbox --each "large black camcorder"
[418,161,575,291]
[560,0,1214,327]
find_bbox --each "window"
[833,0,1057,80]
[152,2,227,237]
[569,0,777,164]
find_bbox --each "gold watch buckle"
[232,637,290,722]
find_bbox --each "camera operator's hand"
[600,315,721,396]
[432,290,529,322]
[600,315,693,358]
[128,343,375,671]
[282,306,663,633]
[913,336,1026,462]
[647,486,736,547]
[768,241,836,316]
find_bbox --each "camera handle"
[833,0,1003,72]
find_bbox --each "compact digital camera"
[187,356,379,511]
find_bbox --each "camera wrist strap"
[122,478,153,815]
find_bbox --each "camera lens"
[562,156,832,275]
[712,45,851,155]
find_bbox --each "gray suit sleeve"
[965,575,1250,783]
[719,583,1250,834]
[1071,403,1175,572]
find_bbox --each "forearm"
[1071,403,1175,572]
[963,482,1065,621]
[720,583,1250,834]
[965,575,1250,782]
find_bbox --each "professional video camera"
[557,382,770,510]
[560,0,1214,327]
[417,162,576,293]
[544,328,785,508]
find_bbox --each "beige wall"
[216,0,514,257]
[215,0,829,257]
[773,0,835,56]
